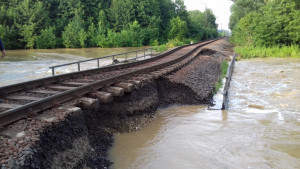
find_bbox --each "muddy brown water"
[0,47,147,86]
[109,58,300,169]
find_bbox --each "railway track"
[0,38,220,127]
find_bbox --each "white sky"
[184,0,233,30]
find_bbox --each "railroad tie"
[88,91,113,104]
[29,90,59,94]
[0,103,22,110]
[60,82,88,87]
[47,85,77,91]
[114,83,134,92]
[134,76,152,83]
[76,97,99,110]
[102,87,124,97]
[151,71,164,79]
[0,128,25,138]
[128,80,141,88]
[6,96,41,101]
[58,106,82,116]
[34,114,58,123]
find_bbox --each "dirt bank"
[0,38,233,169]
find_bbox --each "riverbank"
[0,38,233,168]
[234,45,300,59]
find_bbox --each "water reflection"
[222,110,228,122]
[109,58,300,169]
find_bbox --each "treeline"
[230,0,300,47]
[0,0,219,49]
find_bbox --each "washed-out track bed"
[0,38,220,127]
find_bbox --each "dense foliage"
[230,0,300,47]
[0,0,219,49]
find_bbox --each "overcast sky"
[184,0,233,30]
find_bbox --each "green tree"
[229,0,265,30]
[78,29,87,48]
[204,9,217,29]
[87,23,98,47]
[15,0,49,49]
[20,23,36,49]
[169,16,187,40]
[36,27,56,49]
[188,10,205,40]
[109,0,135,31]
[129,20,143,47]
[0,0,218,49]
[231,0,299,46]
[62,13,86,48]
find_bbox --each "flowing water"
[109,58,300,169]
[0,47,147,87]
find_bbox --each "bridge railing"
[222,53,236,110]
[49,48,156,76]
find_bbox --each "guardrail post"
[78,62,80,71]
[97,59,100,68]
[144,50,146,58]
[125,53,128,61]
[52,67,55,76]
[112,55,115,64]
[136,51,138,59]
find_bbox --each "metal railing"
[222,53,236,110]
[49,48,155,76]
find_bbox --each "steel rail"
[0,38,220,127]
[0,39,213,97]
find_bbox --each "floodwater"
[0,47,147,87]
[109,58,300,169]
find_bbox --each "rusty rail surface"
[0,38,221,127]
[222,53,236,110]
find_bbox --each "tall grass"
[153,38,198,53]
[152,45,168,52]
[221,61,229,78]
[214,61,229,94]
[234,45,300,59]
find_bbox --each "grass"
[153,38,198,53]
[214,61,229,94]
[234,45,300,59]
[221,61,229,78]
[152,45,168,52]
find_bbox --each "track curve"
[0,38,222,127]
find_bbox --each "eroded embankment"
[0,39,233,169]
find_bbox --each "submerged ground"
[110,58,300,169]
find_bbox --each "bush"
[169,17,187,41]
[36,27,57,49]
[153,45,168,52]
[62,14,86,48]
[97,21,144,48]
[234,45,300,59]
[167,39,184,48]
[182,38,197,45]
